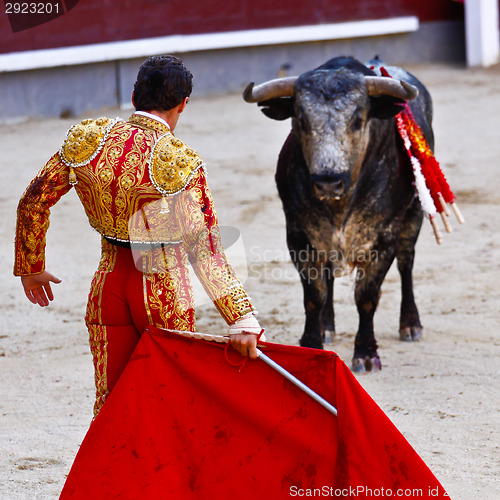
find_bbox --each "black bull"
[244,56,434,372]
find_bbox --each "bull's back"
[369,62,434,149]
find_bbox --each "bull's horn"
[365,76,419,100]
[243,76,298,103]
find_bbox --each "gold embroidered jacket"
[14,114,254,325]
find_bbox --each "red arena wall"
[0,0,464,54]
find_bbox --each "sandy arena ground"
[0,63,499,499]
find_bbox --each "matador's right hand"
[21,271,62,307]
[228,313,265,359]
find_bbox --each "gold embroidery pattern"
[60,117,120,169]
[141,245,196,332]
[128,113,170,135]
[85,239,118,417]
[179,171,255,324]
[127,197,183,244]
[85,238,118,325]
[72,119,165,242]
[88,324,108,417]
[149,134,204,196]
[14,155,72,276]
[189,229,255,324]
[136,167,255,329]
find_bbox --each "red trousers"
[85,239,196,416]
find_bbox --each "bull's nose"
[311,174,349,199]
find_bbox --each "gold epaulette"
[149,134,204,196]
[59,117,120,184]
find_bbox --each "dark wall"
[0,0,464,54]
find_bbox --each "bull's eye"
[351,114,363,131]
[298,109,311,133]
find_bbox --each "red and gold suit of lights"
[14,114,255,415]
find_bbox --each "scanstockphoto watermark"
[124,191,378,288]
[248,245,379,284]
[289,485,448,497]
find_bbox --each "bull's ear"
[369,96,405,120]
[258,97,295,121]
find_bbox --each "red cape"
[60,327,448,499]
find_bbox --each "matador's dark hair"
[133,55,193,111]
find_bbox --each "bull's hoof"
[323,329,335,344]
[351,356,382,373]
[300,337,324,350]
[399,326,423,342]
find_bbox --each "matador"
[14,55,262,416]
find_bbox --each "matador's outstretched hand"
[21,271,62,307]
